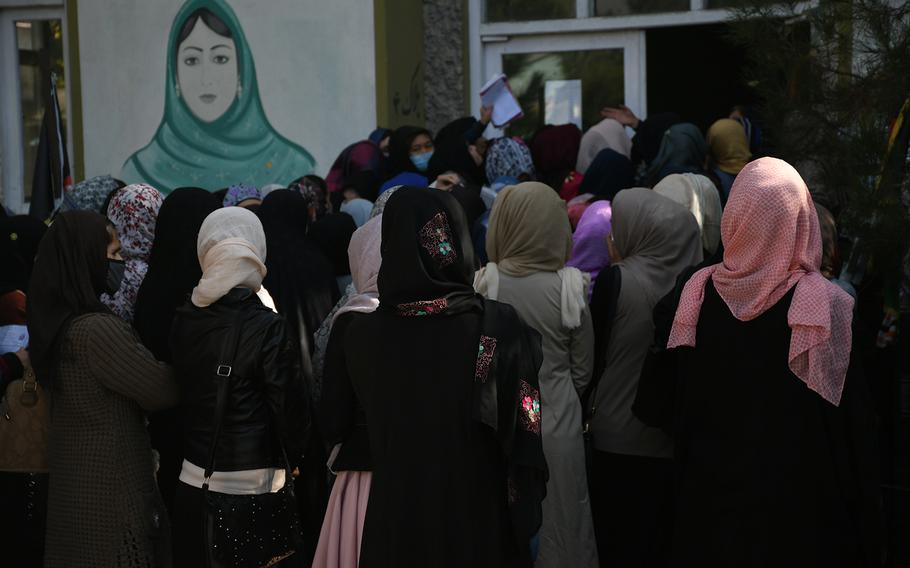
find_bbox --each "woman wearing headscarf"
[706,118,752,201]
[0,215,47,568]
[344,187,547,567]
[530,124,584,198]
[132,188,220,515]
[28,212,179,568]
[310,212,359,295]
[653,172,722,257]
[665,158,879,566]
[58,175,122,214]
[587,188,702,568]
[222,182,262,208]
[576,119,631,174]
[644,123,708,187]
[485,137,536,183]
[102,183,164,322]
[474,182,598,568]
[314,215,383,568]
[169,207,309,567]
[340,198,374,228]
[578,149,635,201]
[568,148,635,232]
[388,125,435,177]
[326,141,387,203]
[567,201,613,299]
[428,117,487,186]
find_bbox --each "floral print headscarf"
[485,136,537,182]
[101,183,163,322]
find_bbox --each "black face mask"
[105,259,126,295]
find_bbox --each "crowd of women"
[0,101,889,567]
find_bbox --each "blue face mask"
[410,150,434,172]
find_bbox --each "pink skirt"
[312,471,372,568]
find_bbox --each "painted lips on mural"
[120,0,315,193]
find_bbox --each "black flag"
[28,73,72,221]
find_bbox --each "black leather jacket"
[170,288,309,472]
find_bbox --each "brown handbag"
[0,367,49,473]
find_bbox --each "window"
[485,0,576,22]
[502,49,625,139]
[594,0,689,17]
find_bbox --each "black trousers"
[589,451,673,568]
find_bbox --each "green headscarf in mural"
[121,0,314,192]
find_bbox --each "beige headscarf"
[474,182,588,328]
[576,118,632,174]
[707,118,752,175]
[653,173,723,256]
[192,207,268,308]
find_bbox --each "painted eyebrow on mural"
[211,44,234,50]
[182,46,203,52]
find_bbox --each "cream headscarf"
[576,118,632,174]
[474,182,588,328]
[192,207,268,308]
[653,173,723,256]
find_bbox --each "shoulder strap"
[582,265,622,420]
[202,308,248,486]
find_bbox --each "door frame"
[0,4,70,214]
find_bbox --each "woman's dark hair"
[176,8,232,49]
[303,175,327,194]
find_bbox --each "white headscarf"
[653,173,722,256]
[192,207,268,308]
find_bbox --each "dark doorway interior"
[646,23,759,132]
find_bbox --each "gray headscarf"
[59,175,120,213]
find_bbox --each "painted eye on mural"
[212,54,230,65]
[183,56,199,66]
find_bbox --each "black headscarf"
[578,148,636,201]
[427,118,486,185]
[377,187,482,314]
[357,186,548,560]
[258,190,339,352]
[0,215,47,295]
[448,183,486,229]
[27,211,111,383]
[632,111,682,166]
[133,188,220,362]
[388,126,432,177]
[309,212,358,279]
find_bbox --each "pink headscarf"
[667,157,854,406]
[333,215,382,323]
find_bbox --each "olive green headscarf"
[121,0,315,193]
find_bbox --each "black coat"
[170,288,310,471]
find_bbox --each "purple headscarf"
[566,200,612,297]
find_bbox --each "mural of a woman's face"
[177,18,238,123]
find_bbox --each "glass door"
[480,31,646,139]
[0,6,68,214]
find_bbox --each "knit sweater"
[44,313,179,568]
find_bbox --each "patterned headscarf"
[370,186,401,219]
[485,137,536,182]
[102,183,163,321]
[668,158,855,406]
[223,183,261,207]
[60,175,120,213]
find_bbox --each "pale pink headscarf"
[667,157,854,406]
[332,215,382,324]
